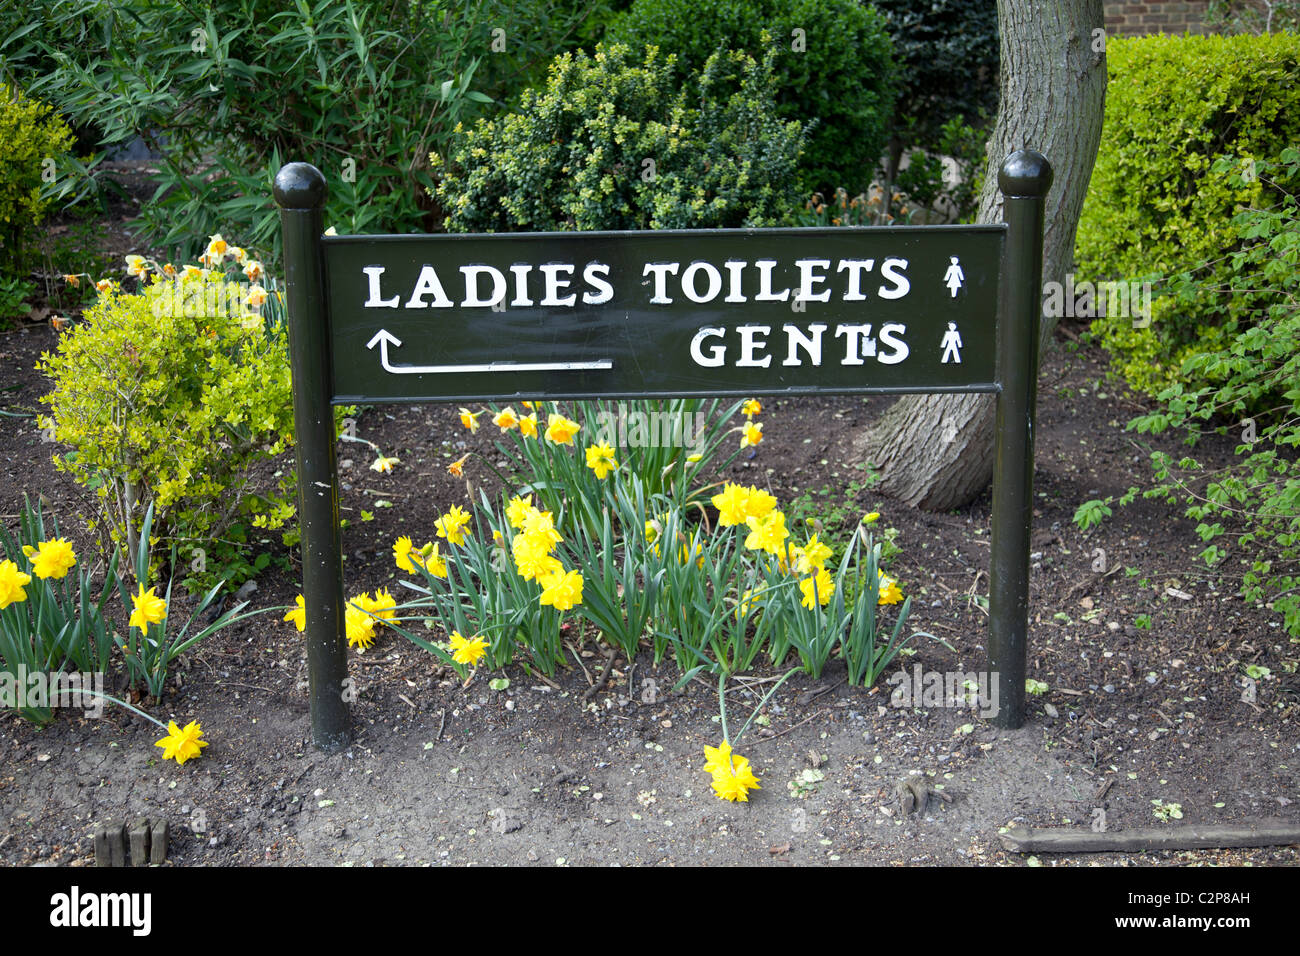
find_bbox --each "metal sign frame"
[274,150,1051,751]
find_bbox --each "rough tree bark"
[856,0,1107,510]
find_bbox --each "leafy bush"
[1127,151,1300,639]
[7,0,585,264]
[434,42,806,232]
[0,82,74,275]
[872,0,998,144]
[37,249,303,585]
[1075,33,1300,396]
[872,1,997,222]
[603,0,895,195]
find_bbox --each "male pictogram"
[940,321,963,363]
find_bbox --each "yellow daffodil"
[229,246,247,264]
[512,533,561,581]
[205,234,228,263]
[745,487,778,520]
[345,602,377,649]
[459,408,482,433]
[244,260,264,282]
[522,509,562,546]
[181,264,203,281]
[63,274,80,287]
[742,398,762,418]
[702,740,735,775]
[741,421,763,448]
[162,263,177,277]
[538,568,584,611]
[744,510,788,556]
[247,284,268,308]
[448,630,489,666]
[125,254,148,277]
[154,720,208,765]
[493,407,519,430]
[795,534,832,573]
[22,538,77,579]
[448,454,469,477]
[519,413,539,438]
[863,511,880,524]
[878,571,904,606]
[129,584,168,631]
[284,594,306,632]
[370,455,399,473]
[95,279,113,294]
[422,542,448,578]
[710,753,761,802]
[799,568,835,608]
[712,483,751,527]
[585,443,618,479]
[356,588,397,624]
[394,535,432,574]
[435,504,472,546]
[544,413,581,445]
[736,587,762,620]
[0,560,33,609]
[506,495,535,530]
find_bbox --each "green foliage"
[894,115,988,223]
[113,504,266,700]
[871,1,996,223]
[0,82,74,275]
[435,43,806,232]
[0,496,117,724]
[37,268,302,585]
[1126,150,1300,638]
[604,0,895,195]
[871,0,998,148]
[0,275,35,326]
[1076,33,1300,396]
[1073,498,1113,533]
[6,0,590,264]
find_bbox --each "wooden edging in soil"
[999,821,1300,854]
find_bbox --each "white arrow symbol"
[366,329,613,375]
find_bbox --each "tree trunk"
[856,0,1106,510]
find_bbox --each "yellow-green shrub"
[0,82,74,273]
[37,272,299,580]
[1075,33,1300,396]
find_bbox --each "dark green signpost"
[275,150,1051,751]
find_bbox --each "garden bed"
[2,294,1296,866]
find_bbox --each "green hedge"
[603,0,896,195]
[0,83,73,274]
[433,43,806,232]
[1075,32,1300,396]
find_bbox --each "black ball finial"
[274,163,328,209]
[998,150,1053,198]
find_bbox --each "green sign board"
[275,151,1052,752]
[324,228,1004,404]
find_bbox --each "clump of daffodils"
[507,496,584,611]
[84,234,272,323]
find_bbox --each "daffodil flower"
[155,720,208,765]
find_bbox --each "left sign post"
[275,162,352,752]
